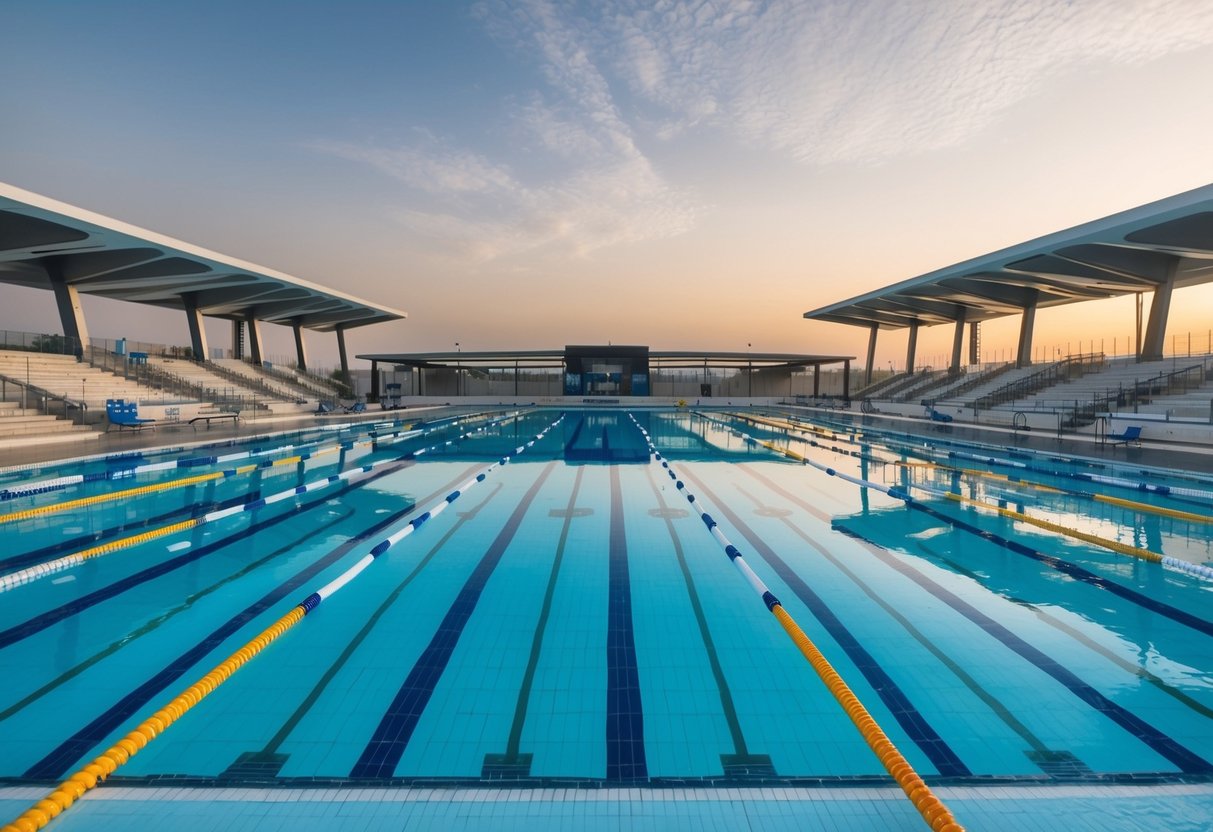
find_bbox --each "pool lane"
[729,460,1213,776]
[680,465,970,778]
[351,461,560,778]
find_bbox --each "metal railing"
[933,362,1014,401]
[205,360,305,403]
[0,375,89,425]
[0,330,81,356]
[260,362,344,399]
[85,348,273,412]
[1003,358,1212,427]
[974,353,1105,411]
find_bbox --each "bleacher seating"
[148,357,306,413]
[0,349,162,410]
[0,400,93,440]
[212,358,324,401]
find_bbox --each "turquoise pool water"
[1,408,1212,829]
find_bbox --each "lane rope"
[0,409,508,509]
[703,413,1213,582]
[0,413,524,592]
[0,412,563,832]
[628,413,964,832]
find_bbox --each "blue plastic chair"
[106,399,156,432]
[1106,425,1142,447]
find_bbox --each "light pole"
[455,342,461,397]
[747,343,752,397]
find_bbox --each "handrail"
[893,368,958,402]
[935,362,1013,401]
[204,360,303,403]
[974,353,1104,411]
[258,361,343,399]
[86,348,272,413]
[0,374,89,425]
[1018,358,1209,428]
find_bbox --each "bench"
[190,413,239,430]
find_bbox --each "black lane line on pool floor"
[904,500,1213,638]
[224,482,506,779]
[0,458,415,651]
[716,410,1213,635]
[643,465,773,777]
[0,507,356,726]
[605,464,648,783]
[350,461,558,779]
[22,460,486,781]
[679,466,971,779]
[829,520,1213,775]
[730,454,1213,775]
[905,538,1213,725]
[482,466,586,778]
[733,468,1076,775]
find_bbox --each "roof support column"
[182,293,209,361]
[335,325,349,377]
[292,321,308,372]
[369,360,380,401]
[968,322,979,366]
[1140,261,1178,361]
[904,321,919,373]
[246,315,264,365]
[813,365,820,397]
[231,320,244,360]
[950,312,966,372]
[48,267,90,350]
[1016,293,1037,368]
[843,359,851,401]
[864,324,878,386]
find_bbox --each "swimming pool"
[2,407,1212,830]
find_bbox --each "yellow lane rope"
[715,408,1199,566]
[771,605,963,831]
[3,446,342,527]
[757,435,1163,563]
[0,469,243,525]
[632,416,965,831]
[0,605,307,832]
[907,461,1211,524]
[1,411,550,832]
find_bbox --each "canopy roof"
[0,182,406,332]
[359,348,853,370]
[805,183,1213,331]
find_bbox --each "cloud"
[594,0,1213,164]
[311,0,1213,266]
[312,137,519,197]
[310,0,697,265]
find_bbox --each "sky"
[2,0,1213,372]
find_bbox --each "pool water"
[1,408,1212,828]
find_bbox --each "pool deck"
[3,782,1212,831]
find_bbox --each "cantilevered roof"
[0,182,406,332]
[805,183,1213,331]
[358,348,853,369]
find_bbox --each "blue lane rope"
[0,410,510,502]
[698,411,1213,583]
[0,412,528,592]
